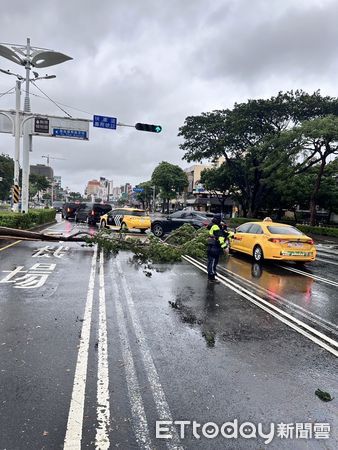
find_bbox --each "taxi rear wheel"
[253,245,264,263]
[100,219,107,229]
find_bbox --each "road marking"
[316,257,338,266]
[0,240,22,252]
[216,262,338,333]
[64,246,98,450]
[183,256,338,357]
[44,220,66,231]
[112,273,153,449]
[114,260,184,449]
[95,252,111,449]
[280,265,338,287]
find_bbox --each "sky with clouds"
[1,0,338,193]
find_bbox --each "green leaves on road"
[86,224,209,264]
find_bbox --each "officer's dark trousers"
[207,249,220,280]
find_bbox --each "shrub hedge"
[296,224,338,238]
[0,209,56,229]
[228,217,338,238]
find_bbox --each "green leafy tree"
[179,90,338,217]
[200,164,235,213]
[135,181,153,210]
[151,161,188,214]
[317,159,338,223]
[68,192,84,201]
[280,115,338,225]
[0,154,14,201]
[29,174,51,201]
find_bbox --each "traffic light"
[135,123,162,133]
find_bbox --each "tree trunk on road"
[0,226,91,242]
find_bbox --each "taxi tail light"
[307,239,314,245]
[268,238,287,243]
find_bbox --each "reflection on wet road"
[183,252,338,354]
[219,254,338,327]
[1,218,337,449]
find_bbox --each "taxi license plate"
[281,251,312,256]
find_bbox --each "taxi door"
[242,223,264,254]
[232,222,254,253]
[107,209,123,228]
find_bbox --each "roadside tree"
[135,181,153,210]
[179,90,338,217]
[200,164,235,214]
[29,174,51,202]
[0,154,14,201]
[151,162,188,214]
[280,115,338,225]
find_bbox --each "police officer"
[207,214,228,283]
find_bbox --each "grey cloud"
[1,0,338,193]
[193,0,338,82]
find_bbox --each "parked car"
[151,210,212,237]
[230,218,316,263]
[100,207,151,232]
[52,201,64,213]
[61,202,81,220]
[75,202,112,225]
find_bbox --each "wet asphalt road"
[0,219,337,450]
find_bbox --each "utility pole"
[41,155,66,205]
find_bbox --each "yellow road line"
[0,240,22,252]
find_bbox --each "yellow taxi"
[99,207,151,233]
[230,218,316,263]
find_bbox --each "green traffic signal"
[135,123,162,133]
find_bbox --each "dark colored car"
[52,201,64,213]
[75,202,112,225]
[62,202,81,220]
[151,210,213,237]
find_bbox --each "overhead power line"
[25,87,94,117]
[30,80,72,118]
[0,86,15,99]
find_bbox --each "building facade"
[30,164,54,180]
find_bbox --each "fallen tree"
[89,225,209,263]
[0,226,91,242]
[0,224,210,263]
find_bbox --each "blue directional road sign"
[93,115,117,130]
[133,187,144,193]
[53,128,88,139]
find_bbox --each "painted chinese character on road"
[0,263,56,289]
[32,245,69,258]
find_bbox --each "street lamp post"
[0,38,72,212]
[14,79,21,212]
[21,38,33,213]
